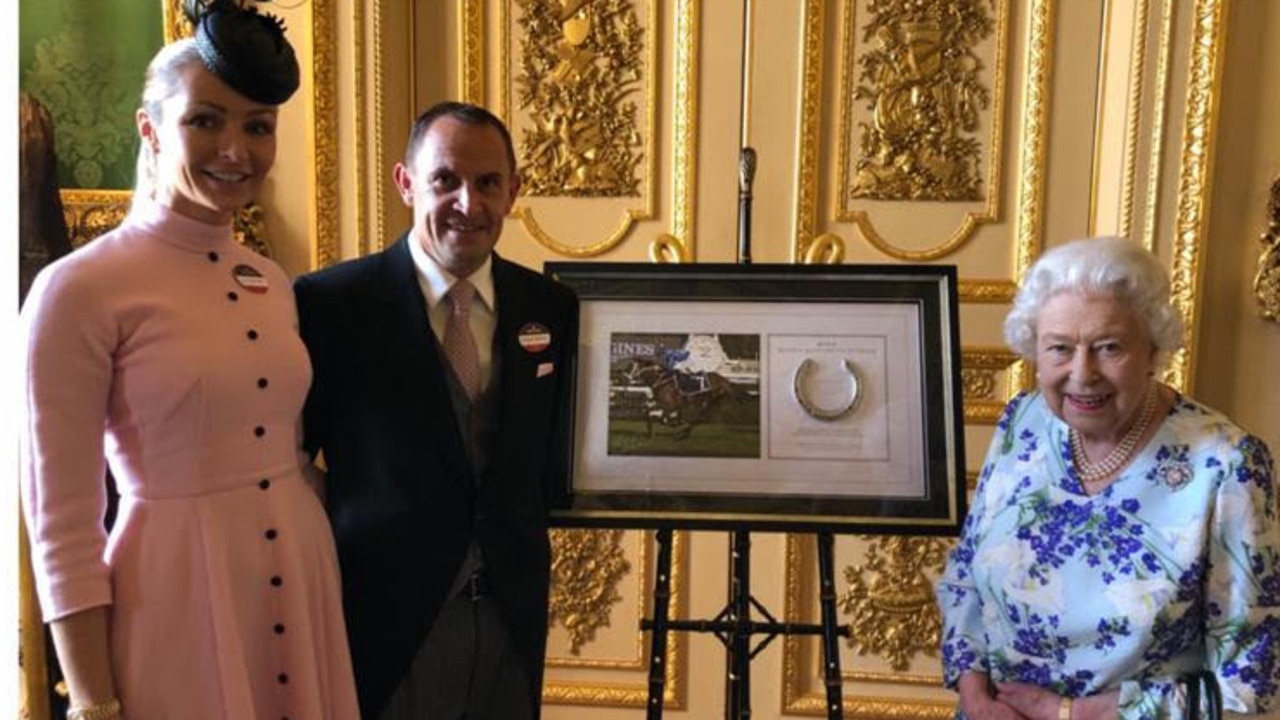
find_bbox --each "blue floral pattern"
[937,392,1280,720]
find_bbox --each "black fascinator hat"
[184,0,300,105]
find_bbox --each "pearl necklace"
[1070,383,1158,484]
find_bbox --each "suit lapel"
[377,237,474,491]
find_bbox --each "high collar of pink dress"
[129,197,237,254]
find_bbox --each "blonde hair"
[132,40,205,205]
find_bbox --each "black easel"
[641,530,849,720]
[639,147,850,720]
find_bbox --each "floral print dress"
[937,391,1279,720]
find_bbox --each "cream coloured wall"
[1194,0,1280,453]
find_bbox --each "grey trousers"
[378,593,534,720]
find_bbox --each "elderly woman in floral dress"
[936,236,1279,720]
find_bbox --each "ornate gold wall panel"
[960,347,1021,424]
[543,531,688,709]
[479,0,701,259]
[1256,177,1280,322]
[783,535,955,718]
[794,0,1011,264]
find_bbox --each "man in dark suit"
[295,101,577,720]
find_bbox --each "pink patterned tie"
[443,280,481,401]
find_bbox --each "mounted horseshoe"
[792,358,861,421]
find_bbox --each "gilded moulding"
[1142,0,1176,251]
[61,190,130,249]
[310,0,340,269]
[838,537,949,672]
[961,346,1020,425]
[1255,177,1280,322]
[803,234,847,265]
[20,512,51,720]
[543,531,688,709]
[369,0,389,254]
[793,0,827,258]
[782,535,954,718]
[353,0,368,257]
[956,279,1016,304]
[496,0,673,259]
[461,0,484,104]
[1014,0,1053,276]
[1166,0,1226,393]
[1118,0,1152,241]
[548,528,631,656]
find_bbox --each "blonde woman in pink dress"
[19,2,359,718]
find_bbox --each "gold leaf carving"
[61,190,273,257]
[1255,177,1280,322]
[311,0,340,268]
[962,347,1021,424]
[850,0,995,201]
[838,536,948,671]
[960,368,995,401]
[650,233,687,263]
[549,528,631,655]
[1166,0,1225,391]
[163,0,191,43]
[516,0,645,197]
[803,234,846,265]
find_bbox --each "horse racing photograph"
[607,332,761,458]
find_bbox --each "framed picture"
[545,262,967,534]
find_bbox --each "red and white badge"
[233,264,269,294]
[517,322,551,353]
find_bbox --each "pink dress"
[20,200,360,720]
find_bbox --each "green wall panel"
[20,0,164,190]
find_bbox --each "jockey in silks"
[658,347,708,394]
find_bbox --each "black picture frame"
[545,262,967,535]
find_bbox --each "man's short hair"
[403,101,517,173]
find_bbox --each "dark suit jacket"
[294,236,578,720]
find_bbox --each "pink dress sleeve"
[20,258,118,621]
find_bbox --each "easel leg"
[646,528,674,720]
[726,530,752,719]
[817,532,845,720]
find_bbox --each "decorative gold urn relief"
[794,0,1012,266]
[1256,177,1280,322]
[849,0,996,202]
[495,0,694,259]
[516,0,645,197]
[548,528,631,655]
[838,537,948,672]
[543,530,687,709]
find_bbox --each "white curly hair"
[1003,236,1184,365]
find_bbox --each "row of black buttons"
[209,249,291,711]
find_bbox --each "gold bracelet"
[67,698,122,720]
[1058,697,1073,720]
